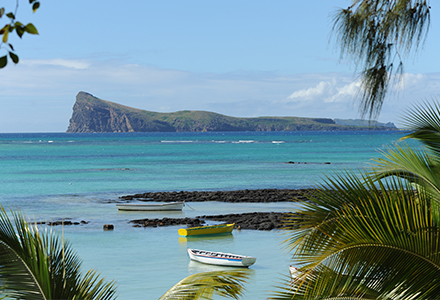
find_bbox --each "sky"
[1,0,439,132]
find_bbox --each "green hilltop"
[66,92,396,133]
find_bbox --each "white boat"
[187,248,256,267]
[116,202,184,211]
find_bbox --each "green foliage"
[399,100,440,158]
[0,0,39,69]
[332,0,431,119]
[372,100,440,222]
[0,207,117,300]
[274,172,440,299]
[272,100,440,299]
[159,270,249,300]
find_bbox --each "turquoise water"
[0,131,405,299]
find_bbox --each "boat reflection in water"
[187,260,257,274]
[116,201,185,211]
[178,223,235,236]
[178,232,234,244]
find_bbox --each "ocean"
[0,130,405,299]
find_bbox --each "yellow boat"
[178,223,235,236]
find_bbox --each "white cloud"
[393,73,425,91]
[285,78,360,105]
[287,80,334,100]
[22,59,90,70]
[327,81,360,103]
[1,58,440,132]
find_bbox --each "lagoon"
[0,131,405,299]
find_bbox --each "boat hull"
[116,202,184,211]
[188,248,256,267]
[178,223,234,236]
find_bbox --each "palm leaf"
[371,142,440,189]
[159,270,249,300]
[275,171,440,299]
[370,141,440,223]
[400,100,440,160]
[0,207,117,300]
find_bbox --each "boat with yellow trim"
[178,223,235,236]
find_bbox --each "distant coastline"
[66,91,398,133]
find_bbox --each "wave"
[232,140,255,144]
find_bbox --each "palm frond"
[371,142,438,184]
[0,207,117,300]
[370,140,440,223]
[159,270,249,300]
[400,100,440,159]
[276,171,440,299]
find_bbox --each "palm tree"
[332,0,431,119]
[271,171,440,299]
[371,100,440,221]
[0,207,117,300]
[269,100,440,299]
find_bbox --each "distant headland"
[66,91,397,133]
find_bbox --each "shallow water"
[0,131,405,299]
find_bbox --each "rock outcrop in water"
[123,189,305,231]
[66,92,396,133]
[119,189,310,203]
[130,212,290,230]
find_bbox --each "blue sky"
[1,0,439,132]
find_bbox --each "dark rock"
[33,219,89,226]
[197,212,289,230]
[129,212,299,231]
[131,217,205,227]
[103,224,114,230]
[119,188,312,203]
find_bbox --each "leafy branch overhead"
[0,0,39,68]
[332,0,431,119]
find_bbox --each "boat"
[187,248,256,267]
[178,223,235,236]
[116,202,184,211]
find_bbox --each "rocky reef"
[36,189,307,230]
[119,188,311,203]
[130,212,291,231]
[123,189,307,231]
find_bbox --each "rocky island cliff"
[66,92,397,133]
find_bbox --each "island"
[66,91,397,133]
